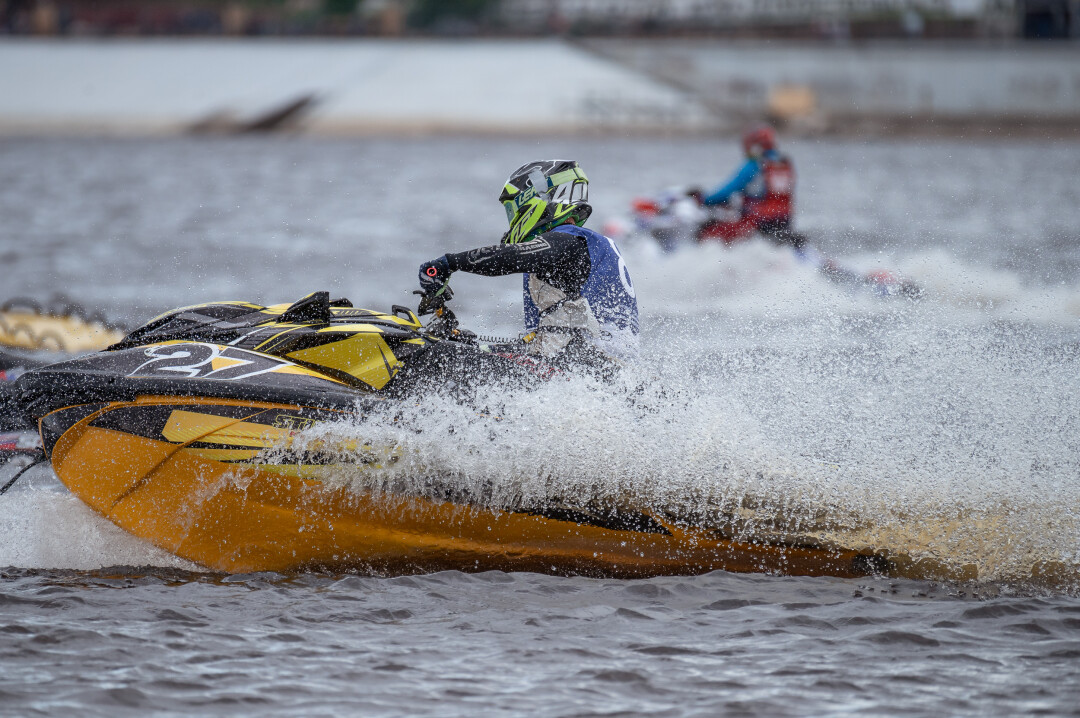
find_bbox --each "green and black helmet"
[498,160,592,245]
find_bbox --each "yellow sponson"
[156,406,396,469]
[41,394,883,577]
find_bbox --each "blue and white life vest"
[522,225,639,359]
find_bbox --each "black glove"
[416,256,454,316]
[685,187,704,204]
[418,256,451,294]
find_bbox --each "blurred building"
[2,0,1070,38]
[1017,0,1080,37]
[1,0,372,36]
[496,0,1020,38]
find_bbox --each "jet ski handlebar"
[413,285,476,344]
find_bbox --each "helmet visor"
[550,179,588,205]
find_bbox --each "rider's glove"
[685,187,704,205]
[417,255,453,316]
[418,256,451,294]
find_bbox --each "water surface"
[1,135,1079,716]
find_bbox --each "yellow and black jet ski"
[0,296,126,354]
[13,291,888,579]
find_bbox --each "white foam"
[0,470,196,571]
[619,237,1080,326]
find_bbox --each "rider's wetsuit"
[701,149,804,248]
[440,226,639,363]
[702,157,763,207]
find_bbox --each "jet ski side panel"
[41,395,361,564]
[39,393,880,578]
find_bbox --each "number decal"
[606,236,636,298]
[130,343,289,382]
[132,344,218,378]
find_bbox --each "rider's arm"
[444,231,591,295]
[702,159,760,206]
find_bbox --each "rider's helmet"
[742,125,776,158]
[499,160,592,245]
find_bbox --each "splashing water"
[275,280,1080,591]
[2,236,1076,591]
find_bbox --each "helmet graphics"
[499,160,592,245]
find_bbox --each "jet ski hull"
[35,392,882,578]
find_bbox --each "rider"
[417,160,639,365]
[698,125,804,248]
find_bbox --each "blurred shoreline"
[1,37,1078,139]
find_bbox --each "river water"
[1,135,1079,716]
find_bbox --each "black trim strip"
[39,403,108,457]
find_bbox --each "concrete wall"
[584,39,1080,130]
[0,38,1077,136]
[0,38,710,135]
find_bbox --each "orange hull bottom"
[46,396,881,578]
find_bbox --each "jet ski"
[605,189,922,299]
[11,290,888,579]
[0,296,126,354]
